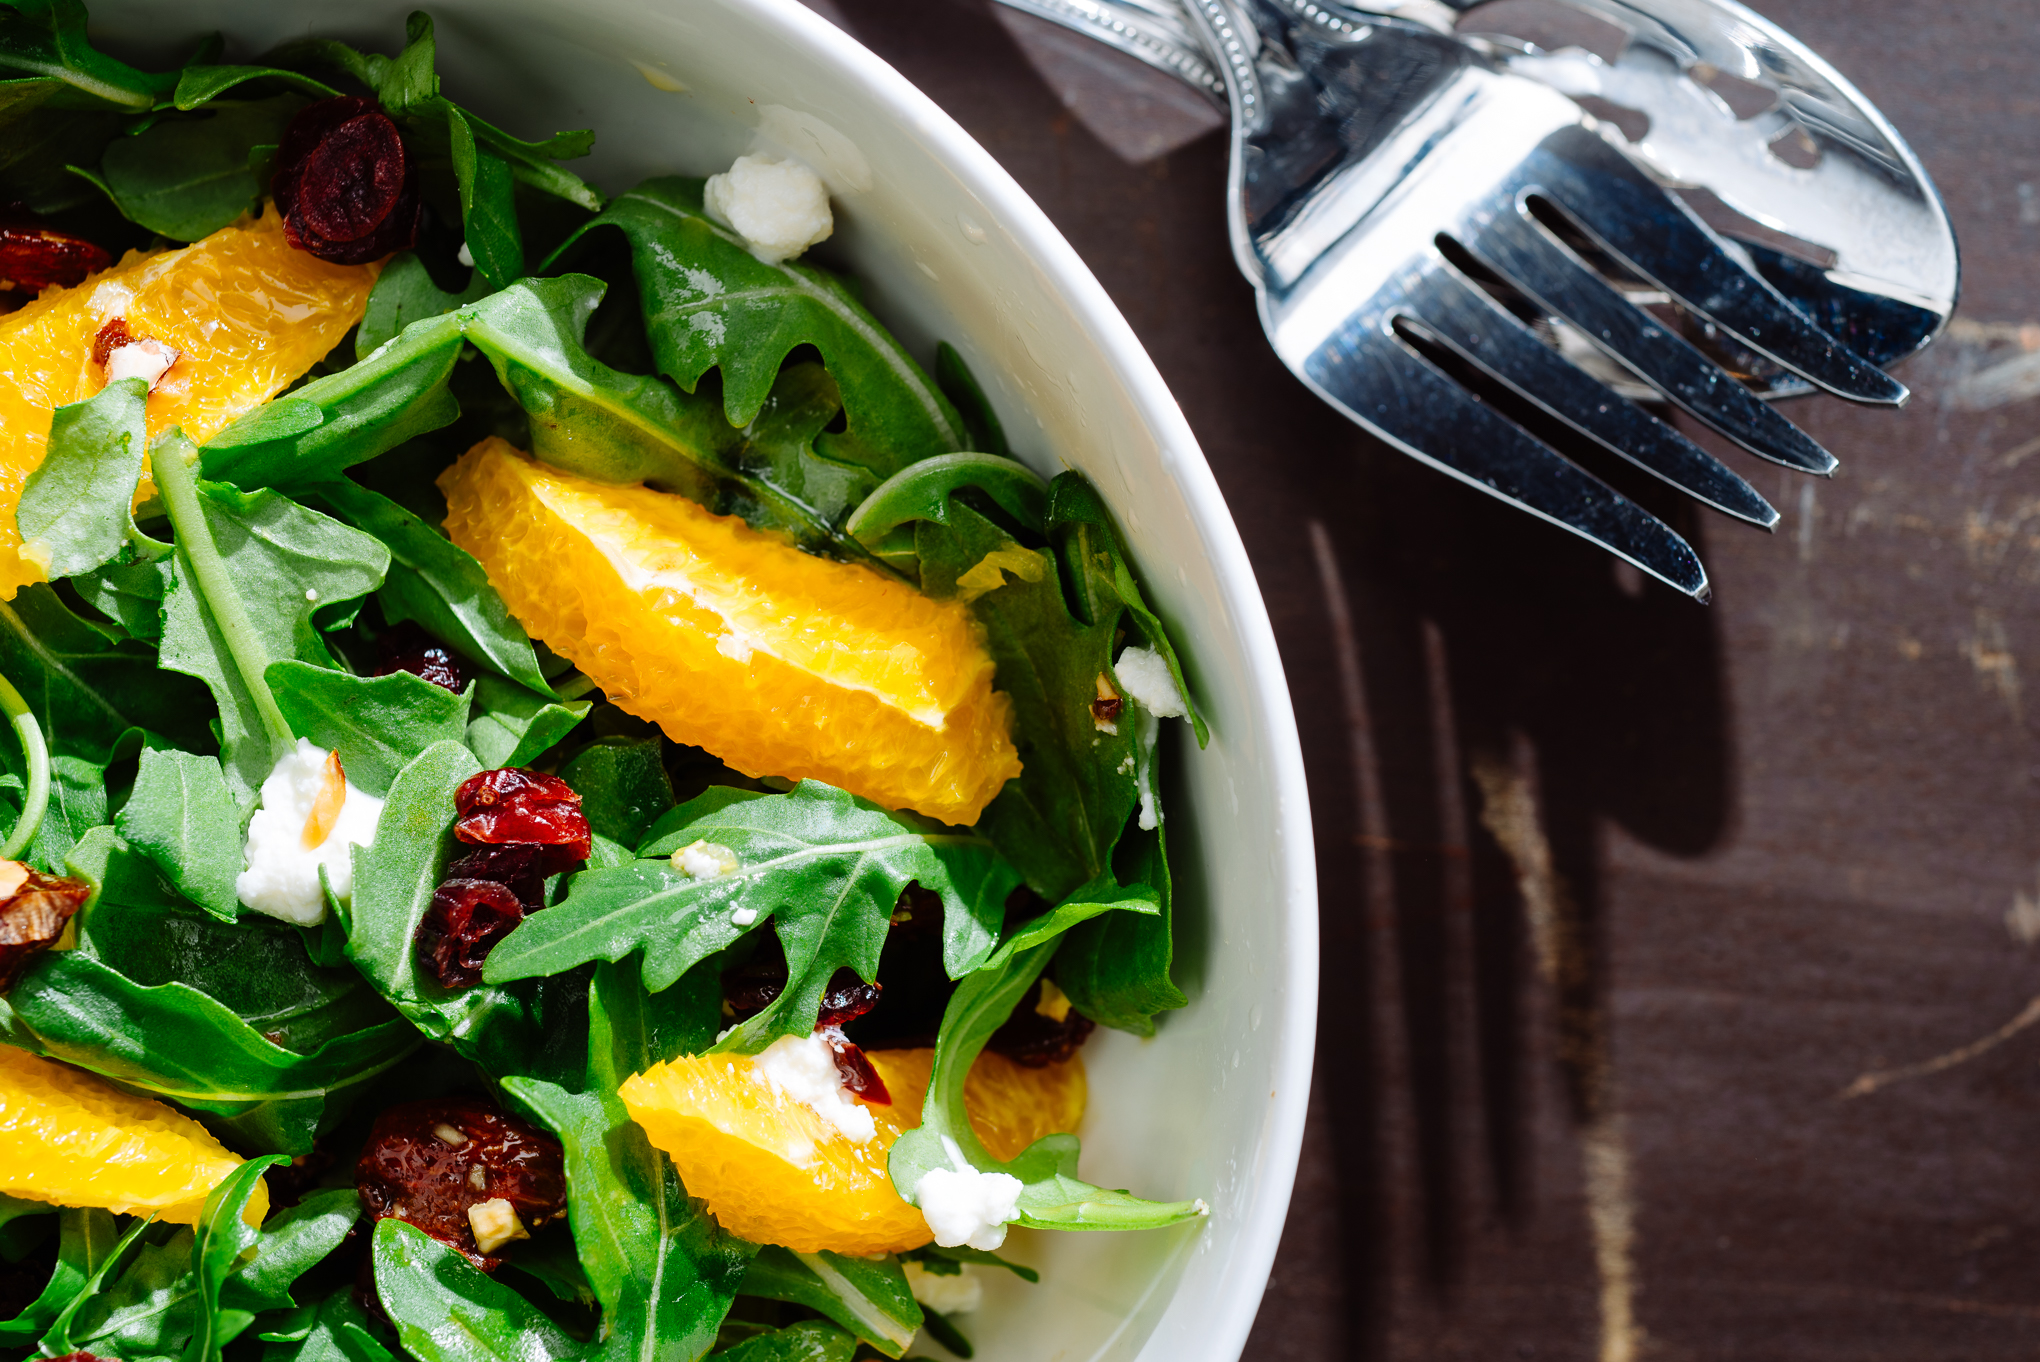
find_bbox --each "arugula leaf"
[0,1207,122,1346]
[562,178,966,475]
[465,674,588,769]
[155,455,390,802]
[896,1244,1037,1283]
[267,660,471,797]
[198,313,466,492]
[347,740,586,1083]
[736,1247,921,1358]
[505,962,750,1362]
[15,377,152,581]
[843,453,1047,564]
[171,63,340,110]
[482,781,1022,1050]
[307,478,553,695]
[0,583,211,760]
[713,1320,858,1362]
[354,252,492,362]
[115,745,244,921]
[447,107,523,289]
[97,94,302,241]
[0,0,174,109]
[260,1287,396,1362]
[557,737,672,848]
[37,1213,162,1357]
[223,1187,360,1314]
[934,343,1010,459]
[887,898,1202,1237]
[0,1194,54,1262]
[183,1156,288,1362]
[371,1219,580,1362]
[74,552,174,641]
[1050,820,1186,1035]
[13,826,420,1153]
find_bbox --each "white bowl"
[87,1,1319,1357]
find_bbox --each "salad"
[0,7,1209,1362]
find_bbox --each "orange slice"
[0,1046,266,1225]
[0,204,378,598]
[438,438,1021,825]
[619,1044,1083,1255]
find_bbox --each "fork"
[994,0,1932,599]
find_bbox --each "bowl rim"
[739,2,1320,1356]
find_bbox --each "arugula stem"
[149,439,295,759]
[0,671,48,861]
[552,672,597,701]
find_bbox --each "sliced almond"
[0,860,29,900]
[1035,977,1073,1023]
[433,1122,470,1147]
[300,751,348,850]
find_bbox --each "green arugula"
[934,343,1010,459]
[887,897,1203,1237]
[7,825,420,1153]
[481,781,1022,1051]
[346,740,586,1085]
[505,962,752,1362]
[736,1247,921,1358]
[556,737,673,848]
[153,441,391,802]
[41,1154,286,1362]
[0,1207,122,1346]
[560,178,966,478]
[115,745,243,920]
[371,1218,580,1362]
[465,674,589,769]
[897,1243,1037,1282]
[259,1286,396,1362]
[711,1321,857,1362]
[0,0,173,110]
[305,477,555,696]
[199,313,466,493]
[96,93,302,241]
[267,660,471,797]
[1051,820,1186,1036]
[15,377,155,582]
[354,252,493,361]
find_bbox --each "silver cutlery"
[989,0,1959,599]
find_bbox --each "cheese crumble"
[704,154,834,264]
[913,1136,1022,1251]
[752,1032,877,1145]
[235,739,383,925]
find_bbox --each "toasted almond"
[300,751,347,850]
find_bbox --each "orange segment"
[0,1046,267,1225]
[619,1044,1083,1255]
[0,205,378,598]
[439,438,1021,825]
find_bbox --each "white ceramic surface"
[85,2,1319,1357]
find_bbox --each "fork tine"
[1526,126,1907,407]
[1467,206,1842,475]
[1402,262,1780,529]
[1298,317,1710,598]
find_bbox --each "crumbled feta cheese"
[673,840,740,879]
[913,1136,1022,1251]
[105,338,179,390]
[752,1032,877,1145]
[466,1198,529,1254]
[731,907,758,926]
[703,154,834,264]
[457,241,475,268]
[1112,647,1187,719]
[235,739,383,925]
[904,1261,983,1315]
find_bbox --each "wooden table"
[827,2,2040,1355]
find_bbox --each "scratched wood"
[828,2,2040,1356]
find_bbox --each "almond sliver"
[301,751,347,850]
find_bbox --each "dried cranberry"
[443,842,576,909]
[373,622,468,694]
[0,213,110,296]
[0,867,89,990]
[816,967,882,1029]
[273,97,421,265]
[454,769,591,858]
[821,1027,890,1105]
[416,879,525,988]
[987,976,1094,1068]
[356,1098,566,1271]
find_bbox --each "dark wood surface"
[824,3,2040,1356]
